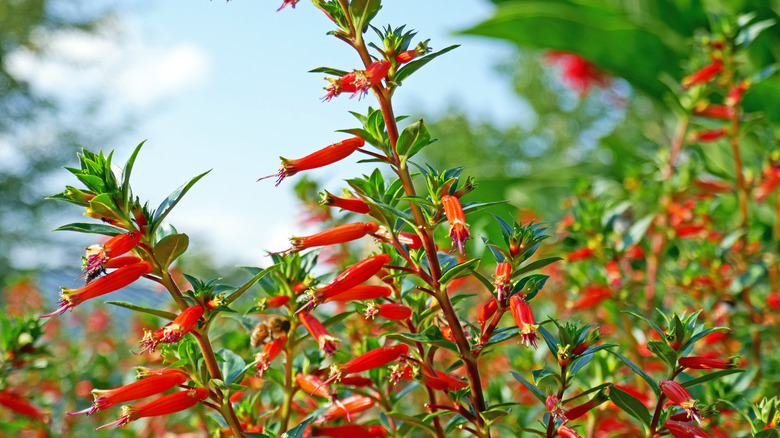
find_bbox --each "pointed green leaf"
[510,371,546,403]
[610,386,651,428]
[151,170,211,233]
[394,45,459,83]
[105,301,177,320]
[53,223,124,236]
[154,233,189,270]
[610,351,660,396]
[121,141,145,210]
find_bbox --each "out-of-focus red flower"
[682,61,723,89]
[573,284,612,311]
[567,247,595,262]
[0,390,46,422]
[318,395,375,423]
[679,356,738,370]
[544,50,609,97]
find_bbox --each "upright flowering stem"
[331,4,486,436]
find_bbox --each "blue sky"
[12,0,526,266]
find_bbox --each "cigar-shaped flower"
[311,424,388,437]
[688,127,728,143]
[259,137,365,186]
[256,295,290,310]
[493,262,512,302]
[321,191,370,214]
[660,380,703,425]
[323,61,391,101]
[557,425,584,438]
[363,302,412,321]
[682,61,723,89]
[477,298,498,330]
[679,356,738,370]
[318,394,375,423]
[255,334,287,377]
[307,254,391,308]
[40,261,153,318]
[441,195,470,254]
[328,344,409,383]
[299,312,340,356]
[83,231,142,282]
[96,387,208,430]
[138,306,204,354]
[510,294,539,349]
[0,391,46,422]
[285,222,379,253]
[664,420,713,438]
[323,285,392,304]
[564,391,608,420]
[693,103,735,120]
[69,369,188,416]
[295,373,351,421]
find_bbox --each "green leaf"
[440,258,480,284]
[735,18,776,49]
[217,348,247,385]
[227,265,278,305]
[461,1,687,99]
[610,351,660,396]
[624,311,665,340]
[349,0,381,33]
[388,411,437,435]
[394,45,460,83]
[389,326,458,352]
[309,66,350,76]
[510,371,546,403]
[151,170,211,233]
[680,369,745,389]
[121,141,145,210]
[154,233,189,270]
[537,325,558,355]
[281,408,326,438]
[89,193,120,219]
[609,386,651,428]
[396,119,434,161]
[646,340,678,369]
[105,301,177,320]
[620,213,655,251]
[754,429,780,438]
[52,223,124,236]
[514,256,561,277]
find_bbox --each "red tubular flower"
[363,302,412,321]
[605,260,622,289]
[287,222,379,252]
[318,395,375,423]
[493,262,512,303]
[255,334,287,377]
[257,295,290,310]
[544,51,608,97]
[557,425,584,438]
[567,247,595,262]
[510,295,538,349]
[546,395,566,421]
[688,127,728,143]
[565,392,608,420]
[323,61,391,101]
[322,284,392,303]
[259,137,365,186]
[693,103,735,120]
[308,254,392,306]
[726,80,749,107]
[329,344,409,382]
[311,424,388,438]
[338,376,374,387]
[441,195,470,254]
[138,306,205,354]
[682,61,724,89]
[433,370,468,391]
[40,260,153,318]
[660,380,703,425]
[664,420,713,438]
[299,312,340,356]
[103,256,142,269]
[477,298,498,331]
[96,387,208,430]
[69,369,188,416]
[277,0,300,11]
[83,231,143,282]
[573,283,612,311]
[321,190,370,214]
[0,391,46,422]
[296,373,335,401]
[678,356,737,370]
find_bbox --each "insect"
[250,322,269,349]
[250,316,291,349]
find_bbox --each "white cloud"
[4,18,211,108]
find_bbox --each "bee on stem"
[250,316,291,349]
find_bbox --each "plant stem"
[545,364,568,438]
[279,343,296,432]
[664,115,690,180]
